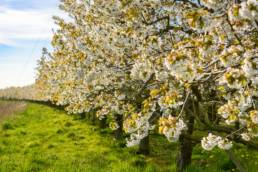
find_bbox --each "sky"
[0,0,62,89]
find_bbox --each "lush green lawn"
[0,102,257,172]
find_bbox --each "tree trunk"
[177,135,193,172]
[80,113,86,119]
[114,114,123,140]
[91,111,97,124]
[176,107,195,172]
[99,116,107,129]
[137,135,150,155]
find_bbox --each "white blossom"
[201,0,225,10]
[218,138,233,150]
[201,133,221,151]
[159,117,187,142]
[241,133,251,141]
[239,2,253,20]
[130,59,154,82]
[250,110,258,124]
[201,133,232,151]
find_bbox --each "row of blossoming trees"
[0,85,43,101]
[0,0,257,171]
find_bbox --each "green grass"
[0,102,257,172]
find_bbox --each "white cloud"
[0,3,69,88]
[0,6,62,46]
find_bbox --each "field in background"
[0,102,258,172]
[0,101,26,121]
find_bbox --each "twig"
[225,127,245,138]
[177,91,190,119]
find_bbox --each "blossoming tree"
[19,0,258,171]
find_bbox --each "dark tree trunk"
[137,111,160,155]
[114,114,123,140]
[176,106,195,172]
[137,135,150,155]
[84,112,89,120]
[99,116,107,129]
[80,113,86,119]
[91,111,97,124]
[177,135,193,172]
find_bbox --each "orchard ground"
[0,101,258,172]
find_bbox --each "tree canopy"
[1,0,257,171]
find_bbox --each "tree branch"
[141,14,170,26]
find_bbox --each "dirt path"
[0,101,27,121]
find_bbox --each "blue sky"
[0,0,61,88]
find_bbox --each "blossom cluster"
[201,133,233,151]
[159,116,187,142]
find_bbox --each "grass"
[0,102,257,172]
